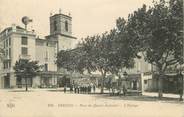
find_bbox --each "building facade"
[123,54,153,92]
[0,12,77,88]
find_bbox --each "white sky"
[0,0,153,39]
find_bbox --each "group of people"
[64,84,96,94]
[110,85,127,96]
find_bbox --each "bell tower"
[50,10,72,36]
[46,10,77,51]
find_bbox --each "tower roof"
[50,13,72,19]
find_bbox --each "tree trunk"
[158,74,163,99]
[100,71,106,94]
[179,93,183,101]
[179,75,183,101]
[183,76,184,101]
[101,76,104,94]
[25,77,28,91]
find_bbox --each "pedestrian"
[85,86,87,93]
[112,88,115,96]
[93,85,96,93]
[178,75,183,101]
[89,86,91,93]
[77,86,80,94]
[80,86,82,93]
[64,85,66,93]
[123,85,127,96]
[70,85,73,93]
[87,86,90,94]
[74,86,77,93]
[82,86,84,93]
[117,89,121,96]
[179,87,183,101]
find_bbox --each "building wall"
[35,39,46,65]
[123,53,153,92]
[46,42,57,71]
[50,14,72,36]
[0,75,4,88]
[127,55,152,74]
[0,12,77,89]
[35,39,57,71]
[58,35,77,50]
[9,73,16,88]
[11,33,36,67]
[0,25,36,88]
[49,13,77,51]
[0,33,12,71]
[141,73,152,92]
[0,33,9,88]
[32,76,41,88]
[10,33,36,88]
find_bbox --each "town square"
[0,88,183,117]
[0,0,183,116]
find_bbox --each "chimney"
[12,24,16,32]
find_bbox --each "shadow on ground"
[47,89,64,92]
[6,89,184,104]
[8,90,34,92]
[91,94,184,104]
[46,89,184,104]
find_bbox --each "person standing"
[70,85,73,93]
[64,85,67,93]
[89,86,92,93]
[74,85,77,93]
[123,85,127,96]
[112,88,115,96]
[93,85,96,93]
[77,86,80,94]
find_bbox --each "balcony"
[19,54,31,60]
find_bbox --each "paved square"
[0,89,183,117]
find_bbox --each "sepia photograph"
[0,0,183,117]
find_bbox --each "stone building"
[0,12,77,88]
[121,54,153,92]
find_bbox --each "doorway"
[4,75,10,88]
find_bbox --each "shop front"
[126,74,142,91]
[38,71,62,88]
[4,73,10,88]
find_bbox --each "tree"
[57,49,76,72]
[79,28,136,93]
[57,21,137,94]
[56,46,88,74]
[115,17,140,74]
[14,59,40,91]
[169,0,183,101]
[126,0,183,98]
